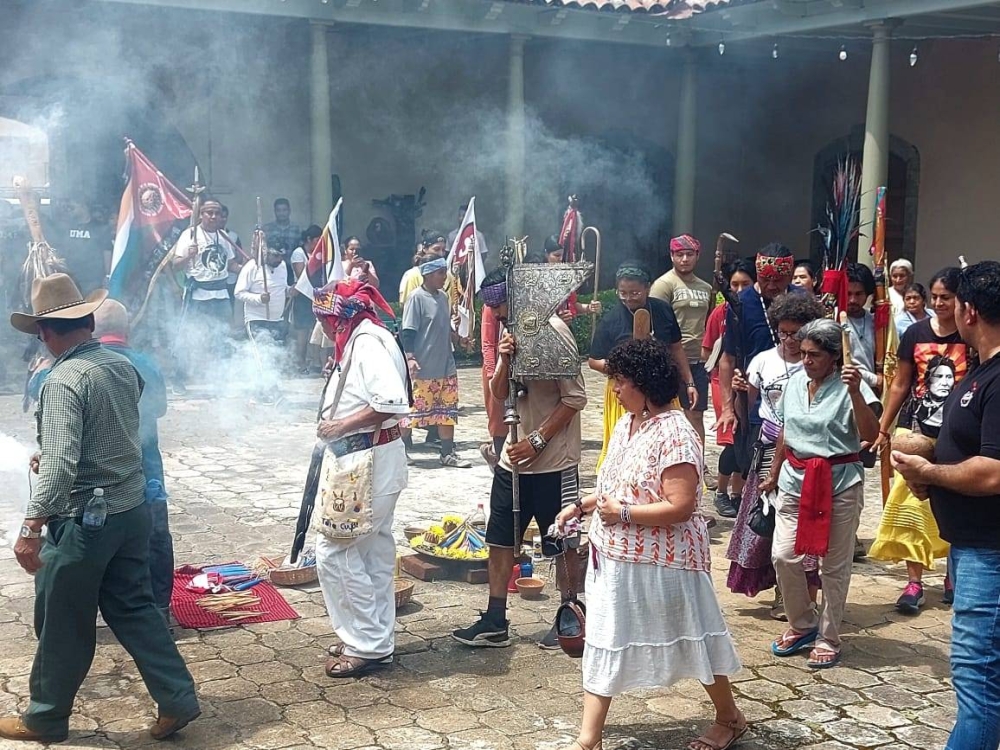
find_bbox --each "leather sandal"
[688,716,748,750]
[325,654,391,678]
[565,740,603,750]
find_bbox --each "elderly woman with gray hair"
[759,318,880,669]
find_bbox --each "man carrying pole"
[453,255,590,649]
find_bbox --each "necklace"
[758,291,778,346]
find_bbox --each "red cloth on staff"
[785,449,861,556]
[821,268,849,314]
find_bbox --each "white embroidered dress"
[583,410,741,697]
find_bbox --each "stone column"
[505,35,527,237]
[672,53,697,235]
[859,23,891,268]
[310,22,333,218]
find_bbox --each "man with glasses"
[651,235,714,447]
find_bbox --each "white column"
[859,24,891,269]
[672,53,697,235]
[310,22,333,217]
[505,35,527,237]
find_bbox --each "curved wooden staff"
[12,176,65,308]
[581,226,601,343]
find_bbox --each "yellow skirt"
[596,380,626,471]
[868,428,949,570]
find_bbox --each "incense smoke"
[0,431,34,547]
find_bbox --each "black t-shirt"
[590,297,681,360]
[49,219,113,295]
[896,318,978,438]
[930,352,1000,549]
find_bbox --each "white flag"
[294,198,344,298]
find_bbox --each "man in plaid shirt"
[3,274,199,744]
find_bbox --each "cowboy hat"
[10,274,108,334]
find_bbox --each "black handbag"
[748,494,776,538]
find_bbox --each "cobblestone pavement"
[0,367,956,750]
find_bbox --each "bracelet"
[685,381,696,388]
[574,498,583,514]
[527,430,548,453]
[620,504,632,524]
[878,430,891,439]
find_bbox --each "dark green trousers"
[25,502,198,736]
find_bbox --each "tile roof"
[502,0,731,17]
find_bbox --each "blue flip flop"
[807,648,842,669]
[771,629,818,657]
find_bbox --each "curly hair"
[606,338,679,408]
[767,293,827,328]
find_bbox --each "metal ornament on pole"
[500,236,594,560]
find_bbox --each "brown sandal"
[688,716,748,750]
[324,654,391,679]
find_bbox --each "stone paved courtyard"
[0,366,956,750]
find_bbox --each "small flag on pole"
[447,197,486,338]
[295,197,344,299]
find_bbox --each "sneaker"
[452,613,511,647]
[440,453,472,468]
[770,588,787,621]
[853,536,867,562]
[896,581,925,614]
[538,620,560,650]
[714,492,738,519]
[943,576,954,606]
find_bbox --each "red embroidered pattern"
[591,411,711,571]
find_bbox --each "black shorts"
[680,361,710,412]
[486,466,579,553]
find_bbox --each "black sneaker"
[714,492,738,518]
[896,581,925,614]
[538,620,560,650]
[452,612,511,647]
[853,536,867,562]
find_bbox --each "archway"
[811,128,920,264]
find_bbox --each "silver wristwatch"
[19,525,42,539]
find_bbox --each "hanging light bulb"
[839,45,848,61]
[772,42,779,59]
[718,41,726,55]
[909,46,918,67]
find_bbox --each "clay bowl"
[404,525,428,542]
[515,577,546,600]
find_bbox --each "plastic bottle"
[470,503,487,531]
[532,536,543,562]
[82,488,107,530]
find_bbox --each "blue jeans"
[947,546,1000,750]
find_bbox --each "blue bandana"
[420,257,448,276]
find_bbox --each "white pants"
[316,490,400,660]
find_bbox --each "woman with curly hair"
[557,338,745,750]
[725,293,827,620]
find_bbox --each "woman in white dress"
[556,338,746,750]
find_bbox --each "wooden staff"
[710,232,739,310]
[581,226,601,344]
[254,196,270,320]
[633,309,651,340]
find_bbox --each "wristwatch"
[19,525,42,539]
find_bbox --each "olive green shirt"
[28,339,146,519]
[650,269,713,361]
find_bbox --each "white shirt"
[320,320,409,496]
[746,346,803,426]
[291,246,308,268]
[234,259,289,322]
[171,226,237,301]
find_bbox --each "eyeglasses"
[617,290,644,301]
[777,331,798,341]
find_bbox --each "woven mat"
[171,564,299,630]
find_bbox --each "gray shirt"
[401,285,457,380]
[846,311,878,388]
[776,369,879,497]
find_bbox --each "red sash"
[786,449,860,556]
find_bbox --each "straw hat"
[10,274,108,334]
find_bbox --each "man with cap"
[453,266,588,648]
[4,274,198,743]
[400,256,471,468]
[651,234,714,446]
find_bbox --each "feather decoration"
[823,157,862,272]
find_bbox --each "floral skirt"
[402,375,459,428]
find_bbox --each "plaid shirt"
[263,221,302,255]
[28,340,146,519]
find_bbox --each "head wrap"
[420,257,448,276]
[756,253,795,280]
[669,234,701,254]
[480,279,508,308]
[313,279,395,365]
[615,263,651,284]
[889,259,914,274]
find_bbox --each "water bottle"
[82,488,107,530]
[470,503,487,532]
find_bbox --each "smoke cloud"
[0,431,34,547]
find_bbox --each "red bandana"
[756,253,794,280]
[314,279,395,364]
[670,234,701,254]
